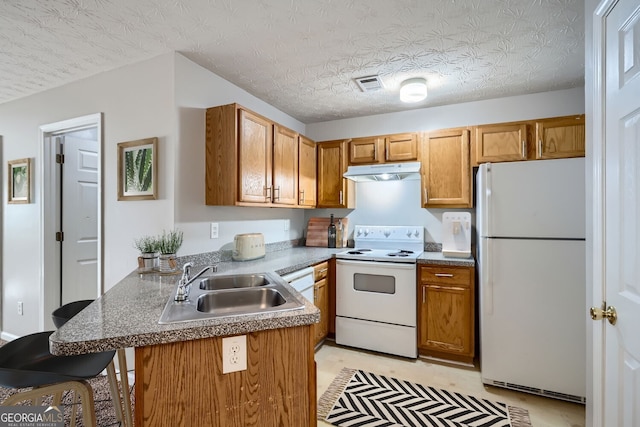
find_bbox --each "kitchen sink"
[158,271,305,324]
[197,288,286,314]
[199,274,268,290]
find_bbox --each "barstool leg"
[1,381,96,427]
[118,348,134,427]
[106,358,125,423]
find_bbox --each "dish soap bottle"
[327,214,337,248]
[336,219,343,248]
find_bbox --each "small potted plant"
[134,235,159,272]
[157,229,183,272]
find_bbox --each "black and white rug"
[318,368,533,427]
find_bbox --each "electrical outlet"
[222,335,247,374]
[17,301,23,316]
[210,222,219,239]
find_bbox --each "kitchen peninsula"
[49,247,337,427]
[49,245,474,426]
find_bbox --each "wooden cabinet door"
[385,133,419,162]
[272,125,298,206]
[535,115,585,159]
[238,109,272,203]
[419,283,473,356]
[475,123,528,163]
[422,129,471,208]
[317,140,350,208]
[314,278,328,345]
[298,136,316,207]
[349,137,381,164]
[418,265,475,364]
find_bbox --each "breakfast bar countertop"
[49,245,474,356]
[49,246,343,356]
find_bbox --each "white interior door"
[61,134,99,304]
[601,0,640,423]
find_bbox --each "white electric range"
[335,225,424,358]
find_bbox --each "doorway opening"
[39,114,102,330]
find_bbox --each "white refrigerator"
[476,158,586,403]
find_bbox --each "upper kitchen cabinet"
[317,140,354,208]
[473,123,529,164]
[298,135,317,207]
[272,124,299,206]
[348,133,419,165]
[385,133,419,162]
[472,115,586,165]
[205,103,310,208]
[421,129,472,208]
[534,115,585,159]
[348,136,382,164]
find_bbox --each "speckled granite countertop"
[49,247,342,356]
[417,251,475,267]
[49,246,473,355]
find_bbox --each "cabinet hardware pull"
[264,186,272,201]
[339,190,343,205]
[429,285,466,291]
[299,189,305,203]
[521,140,526,158]
[537,138,542,156]
[423,188,428,203]
[422,287,426,304]
[318,268,328,274]
[435,273,454,277]
[274,186,280,201]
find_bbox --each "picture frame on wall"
[8,158,31,204]
[117,137,158,201]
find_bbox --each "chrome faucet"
[174,263,217,302]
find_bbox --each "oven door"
[336,259,416,327]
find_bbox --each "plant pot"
[138,252,158,272]
[158,253,177,273]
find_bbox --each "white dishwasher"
[281,267,315,305]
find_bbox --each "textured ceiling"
[0,0,584,123]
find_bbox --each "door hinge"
[56,154,64,164]
[56,232,64,242]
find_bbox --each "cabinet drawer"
[420,266,471,286]
[314,261,329,281]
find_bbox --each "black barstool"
[0,331,115,426]
[52,300,130,426]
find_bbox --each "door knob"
[590,305,617,326]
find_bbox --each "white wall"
[306,87,585,140]
[305,88,585,243]
[0,54,177,336]
[172,54,308,256]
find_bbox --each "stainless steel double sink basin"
[158,271,305,324]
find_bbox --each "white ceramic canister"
[232,233,266,261]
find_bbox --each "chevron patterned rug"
[318,368,533,427]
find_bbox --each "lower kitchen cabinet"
[418,264,475,365]
[313,261,329,345]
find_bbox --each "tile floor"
[315,342,585,427]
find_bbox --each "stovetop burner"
[335,225,425,263]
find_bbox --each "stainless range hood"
[343,161,421,182]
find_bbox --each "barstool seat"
[0,331,115,388]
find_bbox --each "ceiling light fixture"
[399,78,427,103]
